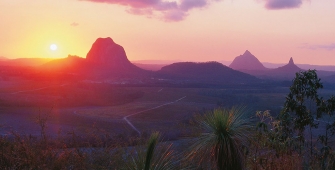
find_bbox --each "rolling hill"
[156,61,258,84]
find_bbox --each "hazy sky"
[1,0,334,65]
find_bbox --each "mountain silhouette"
[272,57,301,73]
[156,61,258,84]
[86,38,138,69]
[41,55,87,72]
[41,37,148,78]
[85,37,147,77]
[256,57,303,80]
[229,50,267,71]
[0,56,8,61]
[0,58,52,67]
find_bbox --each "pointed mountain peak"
[243,50,252,55]
[229,50,267,70]
[274,57,301,73]
[288,57,294,65]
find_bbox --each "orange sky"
[0,0,334,65]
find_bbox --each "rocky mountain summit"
[229,50,267,71]
[86,37,135,69]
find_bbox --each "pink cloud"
[163,9,188,22]
[81,0,221,22]
[301,43,335,51]
[126,8,153,16]
[264,0,304,9]
[180,0,208,11]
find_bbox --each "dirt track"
[122,96,186,135]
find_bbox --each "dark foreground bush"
[0,134,126,169]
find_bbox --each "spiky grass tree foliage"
[188,107,252,170]
[127,132,179,170]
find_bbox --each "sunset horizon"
[2,1,335,169]
[1,0,334,65]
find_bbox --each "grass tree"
[126,132,180,170]
[188,107,252,170]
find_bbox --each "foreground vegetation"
[1,70,335,169]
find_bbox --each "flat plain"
[1,78,334,140]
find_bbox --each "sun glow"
[50,44,58,51]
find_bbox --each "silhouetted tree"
[316,96,335,169]
[280,70,322,154]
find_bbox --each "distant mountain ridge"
[264,57,304,79]
[0,58,53,67]
[272,57,301,73]
[41,55,87,72]
[5,39,334,84]
[229,51,335,73]
[263,62,335,72]
[0,56,8,60]
[133,63,166,71]
[131,60,183,65]
[157,61,258,84]
[229,51,306,80]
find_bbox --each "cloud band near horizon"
[301,43,335,51]
[81,0,309,21]
[81,0,221,21]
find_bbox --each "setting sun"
[50,44,58,51]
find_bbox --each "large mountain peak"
[229,50,267,71]
[40,37,148,78]
[86,37,132,67]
